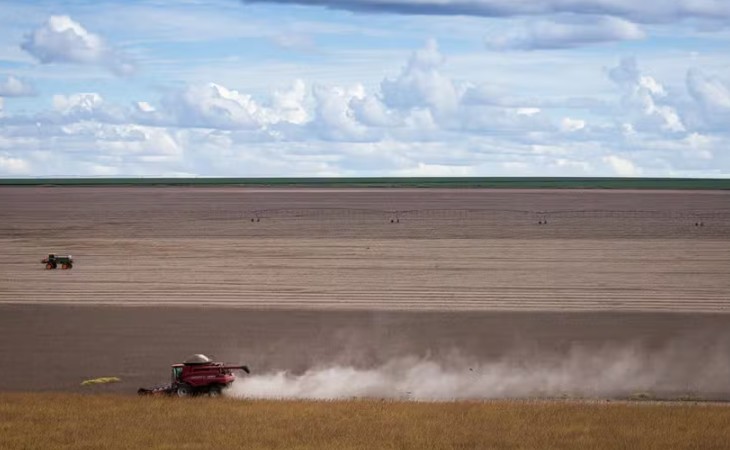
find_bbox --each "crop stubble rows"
[0,187,728,312]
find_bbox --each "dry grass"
[1,394,729,449]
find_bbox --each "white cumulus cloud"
[21,15,135,76]
[271,79,310,125]
[0,154,31,175]
[560,117,586,132]
[0,75,36,97]
[53,92,104,115]
[686,69,730,129]
[312,83,377,141]
[603,154,640,176]
[160,81,314,130]
[162,83,264,130]
[380,39,463,117]
[487,16,645,50]
[608,57,685,133]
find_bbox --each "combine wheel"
[45,263,54,270]
[176,384,193,397]
[61,263,68,270]
[208,385,222,397]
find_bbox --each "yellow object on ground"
[81,377,121,386]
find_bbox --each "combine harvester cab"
[41,254,73,270]
[139,354,250,397]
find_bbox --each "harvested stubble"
[1,393,729,449]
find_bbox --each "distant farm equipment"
[42,254,73,270]
[138,354,250,397]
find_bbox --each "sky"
[0,0,729,177]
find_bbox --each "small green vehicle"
[41,254,73,270]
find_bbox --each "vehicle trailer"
[41,254,73,270]
[138,354,250,397]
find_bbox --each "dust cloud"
[228,339,730,401]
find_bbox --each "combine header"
[138,354,250,397]
[42,254,73,270]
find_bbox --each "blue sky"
[0,0,729,177]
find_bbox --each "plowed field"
[1,187,729,394]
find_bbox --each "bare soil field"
[2,305,730,397]
[1,187,729,311]
[0,187,729,396]
[2,187,730,240]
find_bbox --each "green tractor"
[42,254,73,270]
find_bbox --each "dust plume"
[228,340,730,401]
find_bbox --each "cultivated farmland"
[1,187,729,400]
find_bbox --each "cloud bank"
[1,40,729,177]
[243,0,730,24]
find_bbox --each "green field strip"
[0,177,729,189]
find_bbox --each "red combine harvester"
[138,354,250,397]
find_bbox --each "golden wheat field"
[2,393,730,450]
